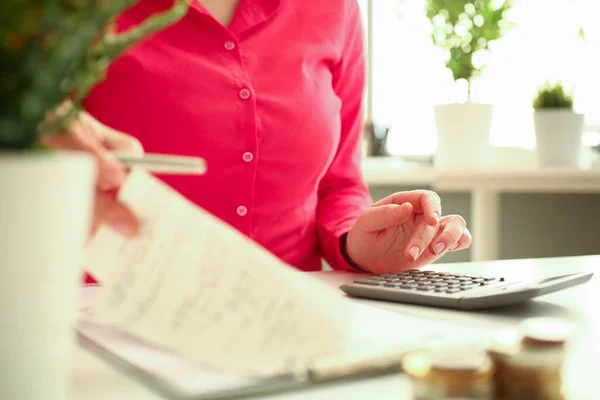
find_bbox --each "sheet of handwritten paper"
[82,169,356,377]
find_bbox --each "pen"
[113,153,207,175]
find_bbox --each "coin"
[487,318,573,400]
[402,345,494,399]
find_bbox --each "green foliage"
[532,81,574,110]
[426,0,515,99]
[0,0,190,150]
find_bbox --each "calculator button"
[457,277,471,282]
[384,282,402,287]
[373,277,386,280]
[472,279,484,283]
[436,272,451,276]
[434,288,446,292]
[433,283,448,287]
[483,277,495,281]
[400,284,418,289]
[460,282,474,287]
[421,270,436,274]
[459,287,472,291]
[444,280,460,284]
[446,289,461,294]
[385,278,400,282]
[354,279,383,285]
[400,279,416,284]
[417,286,435,291]
[428,279,444,283]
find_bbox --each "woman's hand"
[345,191,472,275]
[43,101,143,238]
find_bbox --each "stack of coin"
[487,318,573,400]
[402,344,495,399]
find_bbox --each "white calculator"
[339,269,593,310]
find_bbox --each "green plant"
[426,0,515,101]
[0,0,191,150]
[532,81,574,110]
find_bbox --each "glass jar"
[402,345,495,400]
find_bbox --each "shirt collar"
[188,0,281,37]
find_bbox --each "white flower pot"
[0,152,96,400]
[534,109,585,167]
[433,103,494,169]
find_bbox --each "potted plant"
[0,1,189,399]
[532,81,584,166]
[426,0,514,168]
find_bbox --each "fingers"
[43,112,125,190]
[68,113,138,190]
[43,105,144,239]
[373,190,441,226]
[429,215,467,255]
[450,227,472,252]
[356,202,414,232]
[405,218,439,262]
[92,190,140,238]
[44,131,124,191]
[43,107,144,191]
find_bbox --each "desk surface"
[71,255,600,400]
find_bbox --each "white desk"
[71,255,599,399]
[362,157,600,261]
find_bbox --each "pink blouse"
[83,0,372,277]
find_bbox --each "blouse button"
[237,205,248,216]
[224,41,236,51]
[239,88,251,100]
[242,152,254,162]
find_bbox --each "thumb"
[92,190,140,238]
[356,202,413,232]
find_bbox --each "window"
[359,0,600,156]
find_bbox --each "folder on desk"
[77,288,487,400]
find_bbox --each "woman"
[48,0,471,279]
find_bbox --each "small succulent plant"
[532,81,575,110]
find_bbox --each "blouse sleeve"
[316,0,373,272]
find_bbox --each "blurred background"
[359,0,599,155]
[354,0,600,265]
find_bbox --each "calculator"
[339,269,594,310]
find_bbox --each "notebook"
[78,170,490,399]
